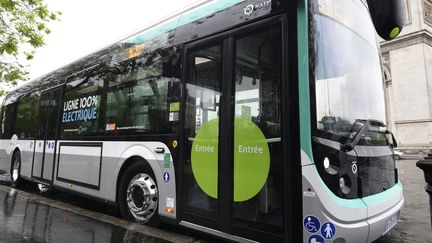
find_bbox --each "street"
[0,175,197,243]
[0,159,430,243]
[375,159,432,243]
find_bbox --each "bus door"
[180,18,286,242]
[32,87,61,184]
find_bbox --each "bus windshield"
[311,0,386,144]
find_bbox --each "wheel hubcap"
[126,173,158,222]
[12,159,19,182]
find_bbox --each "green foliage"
[0,0,60,95]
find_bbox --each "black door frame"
[177,13,301,242]
[31,86,62,185]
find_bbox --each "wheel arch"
[10,147,21,172]
[115,156,153,204]
[112,142,177,220]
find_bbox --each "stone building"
[381,0,432,152]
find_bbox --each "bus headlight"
[324,157,330,169]
[324,157,338,175]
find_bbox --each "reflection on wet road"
[376,159,432,243]
[0,190,170,243]
[0,176,195,243]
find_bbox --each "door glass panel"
[36,94,49,139]
[183,45,222,215]
[46,89,61,139]
[43,89,61,180]
[233,26,283,230]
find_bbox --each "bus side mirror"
[367,0,406,40]
[385,131,398,148]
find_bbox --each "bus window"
[61,76,104,137]
[108,48,168,88]
[105,77,170,135]
[1,104,16,139]
[103,47,179,135]
[16,95,39,139]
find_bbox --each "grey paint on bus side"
[0,149,9,174]
[0,139,178,220]
[52,141,177,219]
[57,151,102,188]
[43,140,56,181]
[32,140,45,178]
[19,140,34,180]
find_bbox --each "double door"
[32,87,61,184]
[180,18,289,242]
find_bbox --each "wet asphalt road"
[375,159,432,243]
[0,177,199,243]
[0,159,430,243]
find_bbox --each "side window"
[16,95,40,139]
[106,77,170,135]
[61,76,103,137]
[104,48,178,135]
[2,104,17,139]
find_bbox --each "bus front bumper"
[303,165,404,243]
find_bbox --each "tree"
[0,0,60,96]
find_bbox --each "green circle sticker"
[191,117,270,202]
[191,119,219,199]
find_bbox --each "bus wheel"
[118,162,159,226]
[11,152,22,188]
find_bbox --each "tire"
[10,151,22,188]
[118,162,160,226]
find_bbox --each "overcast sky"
[26,0,200,81]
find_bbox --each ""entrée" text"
[238,145,263,154]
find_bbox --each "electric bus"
[0,0,405,242]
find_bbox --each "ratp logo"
[244,0,272,15]
[244,4,254,15]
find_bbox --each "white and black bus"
[0,0,406,242]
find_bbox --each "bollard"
[416,160,432,228]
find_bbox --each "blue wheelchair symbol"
[304,215,320,233]
[321,221,336,239]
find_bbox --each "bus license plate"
[384,211,399,235]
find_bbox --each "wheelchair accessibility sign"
[304,215,320,233]
[304,216,336,241]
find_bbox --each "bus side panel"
[19,139,34,179]
[54,141,108,198]
[52,140,177,220]
[107,141,177,220]
[0,135,19,176]
[56,143,102,188]
[0,139,11,174]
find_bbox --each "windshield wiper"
[340,120,371,152]
[340,119,393,152]
[340,119,398,152]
